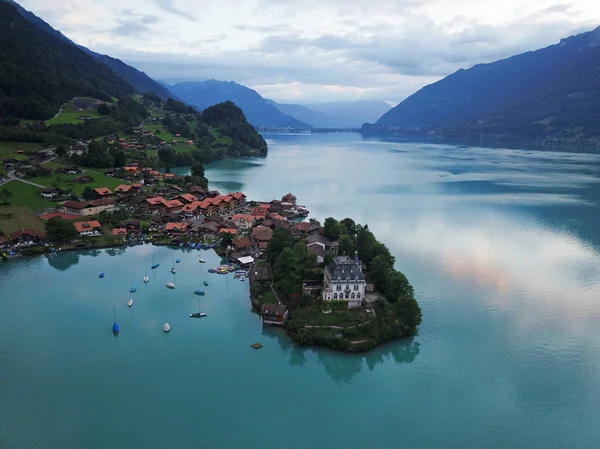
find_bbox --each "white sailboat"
[127,296,133,307]
[190,293,207,318]
[143,268,149,283]
[163,305,171,333]
[166,282,176,289]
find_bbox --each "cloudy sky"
[18,0,600,104]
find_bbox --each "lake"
[2,132,600,448]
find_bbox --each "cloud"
[150,0,194,20]
[16,0,600,102]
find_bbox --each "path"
[49,103,68,121]
[0,156,57,188]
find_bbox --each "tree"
[2,187,12,198]
[309,218,321,226]
[82,186,96,200]
[338,234,355,256]
[274,247,302,299]
[191,162,205,178]
[267,227,294,264]
[340,218,356,236]
[158,148,176,168]
[323,217,340,241]
[45,217,77,243]
[370,254,391,292]
[55,145,66,157]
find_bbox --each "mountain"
[4,0,172,102]
[169,80,310,129]
[367,27,600,144]
[0,1,134,120]
[304,100,392,128]
[266,101,346,128]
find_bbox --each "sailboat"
[190,294,207,318]
[127,296,133,307]
[176,258,180,264]
[143,268,149,283]
[163,305,171,332]
[112,306,119,336]
[151,251,159,269]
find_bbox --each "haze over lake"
[2,132,600,448]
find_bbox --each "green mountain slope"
[365,27,600,145]
[4,0,173,102]
[0,1,134,120]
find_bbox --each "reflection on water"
[261,326,420,383]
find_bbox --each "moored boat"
[99,273,105,278]
[127,297,133,307]
[163,322,171,333]
[189,312,207,318]
[194,290,205,296]
[199,259,206,264]
[166,282,176,289]
[130,287,137,293]
[203,280,209,286]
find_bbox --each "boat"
[127,297,133,307]
[189,312,207,318]
[240,275,245,281]
[163,322,171,333]
[166,282,176,289]
[130,287,137,293]
[194,290,205,296]
[171,267,176,274]
[176,258,180,264]
[203,281,209,286]
[208,268,216,273]
[112,306,119,335]
[99,273,105,278]
[199,259,206,264]
[151,251,159,269]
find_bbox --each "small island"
[247,205,422,352]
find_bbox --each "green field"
[46,111,104,126]
[0,206,46,237]
[0,141,44,160]
[26,162,124,195]
[0,181,55,210]
[171,143,196,153]
[142,123,175,141]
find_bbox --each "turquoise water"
[3,133,600,448]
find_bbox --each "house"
[94,187,113,197]
[0,236,9,249]
[74,220,102,236]
[307,244,326,264]
[232,214,254,230]
[230,191,247,206]
[307,233,339,254]
[182,201,203,219]
[40,187,59,199]
[253,225,273,244]
[189,186,206,197]
[121,219,141,232]
[206,190,220,198]
[232,236,252,251]
[114,184,133,194]
[179,193,196,203]
[74,176,93,183]
[191,221,220,236]
[112,228,127,237]
[10,228,45,244]
[261,304,288,326]
[61,198,115,216]
[282,193,297,204]
[165,222,189,234]
[219,228,238,236]
[322,252,366,308]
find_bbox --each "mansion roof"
[326,254,365,282]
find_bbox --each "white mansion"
[322,252,366,308]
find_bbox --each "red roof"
[232,214,254,223]
[94,187,113,196]
[179,193,196,203]
[162,199,183,208]
[219,228,238,235]
[233,236,252,249]
[230,192,246,200]
[74,220,102,233]
[199,199,214,209]
[164,173,175,178]
[253,225,273,241]
[62,200,89,209]
[39,212,80,221]
[145,196,165,206]
[182,201,202,213]
[112,228,127,236]
[165,222,188,232]
[10,228,45,241]
[89,198,114,206]
[115,184,132,193]
[124,166,138,172]
[295,221,311,232]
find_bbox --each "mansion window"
[357,293,361,299]
[345,293,349,299]
[351,293,355,299]
[354,285,359,290]
[333,293,338,299]
[336,285,341,291]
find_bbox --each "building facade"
[322,252,366,308]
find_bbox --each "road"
[49,103,68,121]
[0,156,57,188]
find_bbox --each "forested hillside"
[0,2,133,120]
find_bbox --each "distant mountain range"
[169,80,310,129]
[365,26,600,145]
[168,79,391,129]
[4,0,174,102]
